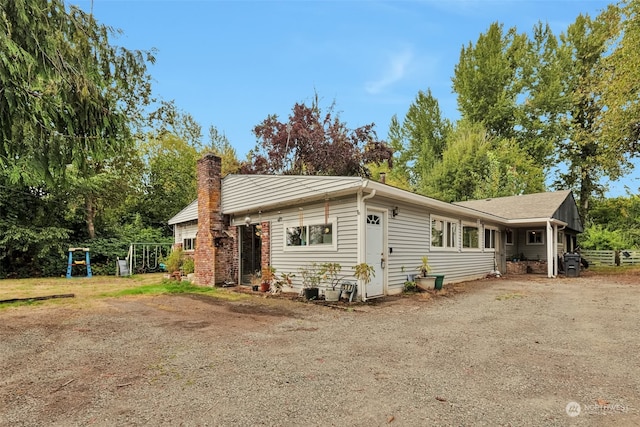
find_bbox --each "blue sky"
[70,0,636,196]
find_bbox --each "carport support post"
[546,220,556,278]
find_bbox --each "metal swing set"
[117,243,172,276]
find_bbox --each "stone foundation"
[506,260,548,275]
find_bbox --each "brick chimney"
[194,153,223,286]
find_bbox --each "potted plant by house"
[260,266,275,292]
[415,256,436,291]
[321,262,342,302]
[272,272,295,294]
[299,263,321,300]
[250,271,261,291]
[352,262,375,300]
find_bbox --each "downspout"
[361,189,377,203]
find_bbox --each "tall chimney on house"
[194,153,222,286]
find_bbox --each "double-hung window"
[431,217,458,250]
[462,223,480,249]
[484,228,497,250]
[183,238,196,251]
[527,230,544,245]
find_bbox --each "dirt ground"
[1,271,639,426]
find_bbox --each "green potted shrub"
[415,256,436,290]
[299,263,322,300]
[415,256,445,290]
[164,247,184,279]
[321,262,342,302]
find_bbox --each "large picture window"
[284,219,336,251]
[431,217,457,249]
[463,224,479,249]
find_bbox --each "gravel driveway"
[1,273,639,426]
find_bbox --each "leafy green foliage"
[582,196,640,249]
[599,1,640,162]
[208,126,241,176]
[388,90,451,190]
[164,247,184,273]
[136,133,199,230]
[579,225,627,250]
[420,121,544,201]
[0,0,154,182]
[554,5,624,221]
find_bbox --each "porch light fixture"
[392,206,398,217]
[244,216,251,225]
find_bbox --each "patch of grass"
[106,280,219,297]
[103,280,248,301]
[0,299,44,309]
[496,292,525,301]
[0,274,247,310]
[589,264,640,275]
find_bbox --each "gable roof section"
[455,190,583,232]
[168,199,198,225]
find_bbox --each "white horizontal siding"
[385,202,431,294]
[369,196,500,293]
[238,196,359,291]
[174,222,197,245]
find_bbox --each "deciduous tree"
[244,96,392,176]
[387,90,451,190]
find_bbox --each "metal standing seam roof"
[453,190,573,220]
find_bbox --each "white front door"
[365,210,385,298]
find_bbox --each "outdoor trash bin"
[564,253,581,277]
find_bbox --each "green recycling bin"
[430,274,445,290]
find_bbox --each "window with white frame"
[284,219,336,250]
[463,223,479,249]
[431,217,458,249]
[505,229,514,245]
[484,228,497,250]
[527,229,544,245]
[183,238,196,251]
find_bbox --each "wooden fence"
[580,249,640,266]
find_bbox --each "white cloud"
[365,48,414,95]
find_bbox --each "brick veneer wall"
[260,221,271,278]
[215,225,238,284]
